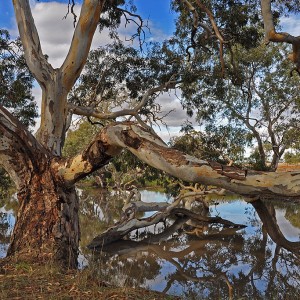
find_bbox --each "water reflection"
[0,197,16,258]
[1,189,300,299]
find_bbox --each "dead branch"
[88,200,246,248]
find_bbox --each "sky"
[1,1,300,141]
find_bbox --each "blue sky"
[0,1,14,29]
[0,1,176,35]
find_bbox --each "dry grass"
[276,163,300,172]
[0,260,178,300]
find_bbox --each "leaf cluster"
[0,29,37,128]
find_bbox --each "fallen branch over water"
[87,200,246,249]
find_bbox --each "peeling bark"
[8,169,80,268]
[92,122,300,199]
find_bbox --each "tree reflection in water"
[80,190,300,299]
[1,189,300,299]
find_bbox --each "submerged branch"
[88,203,245,248]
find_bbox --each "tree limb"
[68,80,178,120]
[60,0,106,91]
[0,106,48,189]
[12,0,53,86]
[261,0,300,74]
[54,122,300,198]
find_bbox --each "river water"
[1,189,300,299]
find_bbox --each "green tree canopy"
[0,29,37,128]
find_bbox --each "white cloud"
[156,91,196,127]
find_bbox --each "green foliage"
[248,149,270,171]
[0,168,13,199]
[170,125,247,165]
[69,41,176,121]
[285,206,300,228]
[63,121,100,157]
[175,41,300,169]
[0,29,37,195]
[0,29,37,128]
[284,151,300,164]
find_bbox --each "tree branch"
[12,0,53,86]
[55,121,300,198]
[261,0,300,74]
[68,80,178,120]
[0,106,48,189]
[60,0,106,91]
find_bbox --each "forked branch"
[68,79,178,120]
[261,0,300,75]
[182,0,225,75]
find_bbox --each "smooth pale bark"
[74,122,300,199]
[50,122,300,200]
[13,0,106,155]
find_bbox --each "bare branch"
[114,6,149,51]
[63,0,77,28]
[68,79,178,120]
[12,0,53,86]
[60,0,106,91]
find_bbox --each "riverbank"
[0,259,178,300]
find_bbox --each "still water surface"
[1,189,300,299]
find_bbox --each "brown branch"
[182,0,226,75]
[114,6,149,51]
[68,79,178,120]
[63,0,77,28]
[261,0,300,74]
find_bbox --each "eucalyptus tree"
[0,29,37,196]
[170,125,248,165]
[183,43,300,171]
[170,1,300,171]
[1,0,300,268]
[0,29,37,127]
